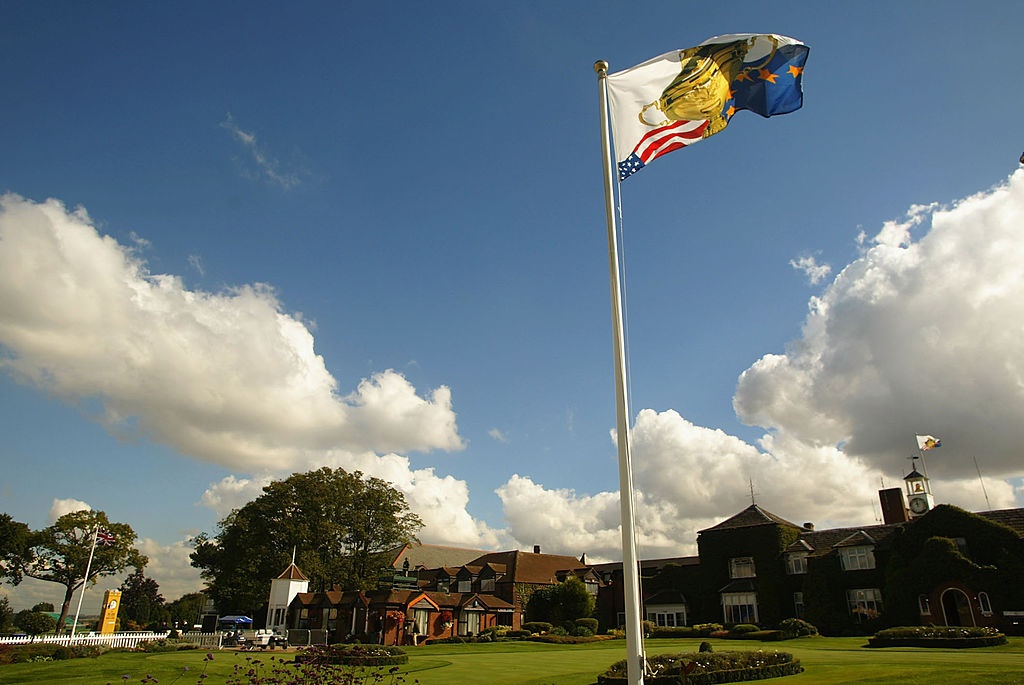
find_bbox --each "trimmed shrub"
[649,626,696,638]
[136,638,200,653]
[698,641,713,653]
[506,629,531,638]
[600,649,802,684]
[692,623,724,636]
[748,630,784,641]
[0,643,106,664]
[575,618,599,634]
[570,625,594,637]
[868,625,1007,648]
[549,625,569,636]
[297,643,408,666]
[778,618,818,637]
[729,623,760,635]
[527,633,613,645]
[522,621,552,634]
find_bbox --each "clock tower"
[904,458,934,517]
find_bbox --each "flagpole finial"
[594,60,608,77]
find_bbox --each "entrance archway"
[940,588,975,627]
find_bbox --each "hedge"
[868,625,1007,648]
[296,644,408,666]
[0,643,107,665]
[599,650,802,684]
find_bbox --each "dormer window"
[729,557,756,578]
[785,552,808,575]
[839,546,875,571]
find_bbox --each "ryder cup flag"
[917,435,942,451]
[607,34,809,180]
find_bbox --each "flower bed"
[295,643,408,666]
[599,649,802,684]
[868,626,1007,648]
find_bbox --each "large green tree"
[0,514,31,585]
[526,576,596,626]
[119,569,167,629]
[2,510,146,634]
[190,467,423,614]
[166,591,207,630]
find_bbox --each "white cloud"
[49,498,91,523]
[221,114,302,190]
[0,194,464,477]
[735,170,1024,487]
[789,255,831,285]
[488,428,507,442]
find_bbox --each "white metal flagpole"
[70,526,100,637]
[595,59,647,685]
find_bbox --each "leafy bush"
[570,625,594,637]
[297,643,408,666]
[692,623,724,636]
[600,649,802,684]
[522,621,552,634]
[136,638,200,652]
[648,626,696,638]
[575,618,599,634]
[527,633,612,644]
[699,641,713,653]
[507,629,531,638]
[549,625,569,636]
[747,630,784,641]
[0,643,106,664]
[869,625,1007,648]
[729,623,760,634]
[778,618,818,637]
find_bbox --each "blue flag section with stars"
[607,34,809,181]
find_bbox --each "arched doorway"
[941,588,975,627]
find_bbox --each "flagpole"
[595,59,646,685]
[70,526,100,638]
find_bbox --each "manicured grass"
[1,637,1022,685]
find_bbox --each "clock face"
[909,497,929,514]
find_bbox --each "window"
[480,577,495,592]
[793,592,805,619]
[918,595,931,615]
[786,553,808,575]
[436,576,450,592]
[458,610,481,636]
[729,557,756,579]
[586,580,599,595]
[978,592,992,616]
[839,546,876,571]
[458,579,472,593]
[847,588,883,622]
[413,608,430,635]
[647,603,687,627]
[722,592,758,624]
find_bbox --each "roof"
[977,508,1024,537]
[276,562,309,581]
[468,549,591,585]
[698,504,803,534]
[798,523,904,556]
[386,542,494,570]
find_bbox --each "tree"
[526,576,596,627]
[14,609,57,636]
[166,591,207,630]
[191,467,423,613]
[0,596,14,633]
[6,510,146,634]
[119,569,166,629]
[0,514,31,585]
[31,602,55,612]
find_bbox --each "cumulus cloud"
[0,194,485,554]
[494,172,1024,562]
[49,498,91,523]
[790,255,831,285]
[735,170,1024,484]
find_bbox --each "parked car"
[250,629,288,650]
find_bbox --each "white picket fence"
[0,630,223,649]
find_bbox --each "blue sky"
[3,2,1024,609]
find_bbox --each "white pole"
[70,526,100,638]
[595,59,646,685]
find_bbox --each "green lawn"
[1,637,1022,685]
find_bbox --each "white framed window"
[729,557,756,579]
[839,546,876,571]
[480,577,495,592]
[918,595,931,615]
[413,608,430,635]
[458,610,481,636]
[978,592,992,616]
[786,552,808,575]
[646,603,687,627]
[457,579,472,593]
[722,592,758,624]
[847,588,883,622]
[793,592,805,619]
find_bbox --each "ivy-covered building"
[595,473,1024,636]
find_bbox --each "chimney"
[579,553,588,564]
[803,522,814,531]
[533,545,541,554]
[879,487,910,524]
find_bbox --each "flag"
[916,435,942,451]
[606,34,809,180]
[96,529,115,546]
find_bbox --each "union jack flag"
[96,529,116,546]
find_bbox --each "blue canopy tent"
[218,615,253,625]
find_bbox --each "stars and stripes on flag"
[96,529,116,546]
[916,435,942,451]
[606,34,809,180]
